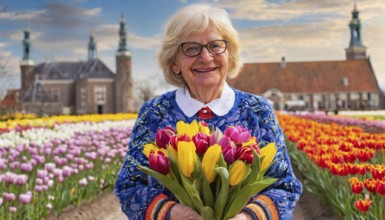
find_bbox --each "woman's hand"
[169,204,202,220]
[227,211,253,220]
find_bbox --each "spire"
[21,19,34,65]
[116,14,130,56]
[88,29,97,60]
[349,1,363,47]
[345,1,367,60]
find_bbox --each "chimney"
[280,56,287,68]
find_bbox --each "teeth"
[195,67,216,72]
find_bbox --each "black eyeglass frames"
[180,40,228,57]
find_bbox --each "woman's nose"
[198,47,214,61]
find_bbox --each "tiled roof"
[34,58,115,80]
[0,89,19,108]
[21,81,54,103]
[228,58,382,94]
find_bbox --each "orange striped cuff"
[243,203,267,220]
[252,195,279,220]
[145,193,176,220]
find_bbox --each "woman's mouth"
[193,67,217,73]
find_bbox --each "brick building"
[228,4,383,111]
[18,15,134,115]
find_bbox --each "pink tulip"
[193,132,210,155]
[149,150,170,175]
[46,203,53,209]
[44,163,56,172]
[79,178,88,186]
[36,178,44,185]
[224,125,251,145]
[208,129,222,146]
[9,161,20,170]
[0,197,3,206]
[0,158,7,170]
[37,169,48,179]
[9,206,17,212]
[155,126,176,149]
[19,191,32,204]
[62,166,72,177]
[3,192,16,201]
[4,172,16,184]
[20,163,33,172]
[15,174,28,186]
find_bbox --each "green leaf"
[167,150,182,184]
[137,164,194,208]
[223,177,278,219]
[201,177,214,207]
[180,173,204,213]
[214,167,230,220]
[202,206,214,220]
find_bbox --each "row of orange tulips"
[278,113,385,220]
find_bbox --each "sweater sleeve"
[244,96,303,220]
[114,101,176,220]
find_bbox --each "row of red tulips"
[278,113,385,220]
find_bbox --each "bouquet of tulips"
[137,120,278,220]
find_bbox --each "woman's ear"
[172,61,181,75]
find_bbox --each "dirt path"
[46,168,342,220]
[46,189,342,220]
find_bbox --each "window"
[80,87,87,108]
[342,77,349,86]
[94,86,106,105]
[51,88,60,102]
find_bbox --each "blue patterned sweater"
[115,88,303,220]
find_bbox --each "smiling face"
[172,24,229,98]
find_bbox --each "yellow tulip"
[202,144,222,183]
[229,160,248,186]
[260,142,277,170]
[242,136,257,147]
[176,121,199,138]
[177,141,197,177]
[198,121,211,135]
[143,143,166,158]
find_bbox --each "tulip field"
[0,113,137,219]
[1,111,385,219]
[279,112,385,220]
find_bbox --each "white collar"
[175,82,235,117]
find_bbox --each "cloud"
[93,24,160,51]
[0,9,45,20]
[34,3,101,28]
[0,2,101,28]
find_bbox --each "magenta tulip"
[149,150,170,175]
[156,126,176,149]
[237,147,254,164]
[192,132,210,155]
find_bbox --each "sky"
[0,0,385,98]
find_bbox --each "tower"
[20,20,35,95]
[345,1,367,60]
[115,14,134,113]
[88,29,97,60]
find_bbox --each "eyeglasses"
[180,40,228,57]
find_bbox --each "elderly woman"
[115,4,302,220]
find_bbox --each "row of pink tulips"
[0,119,133,219]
